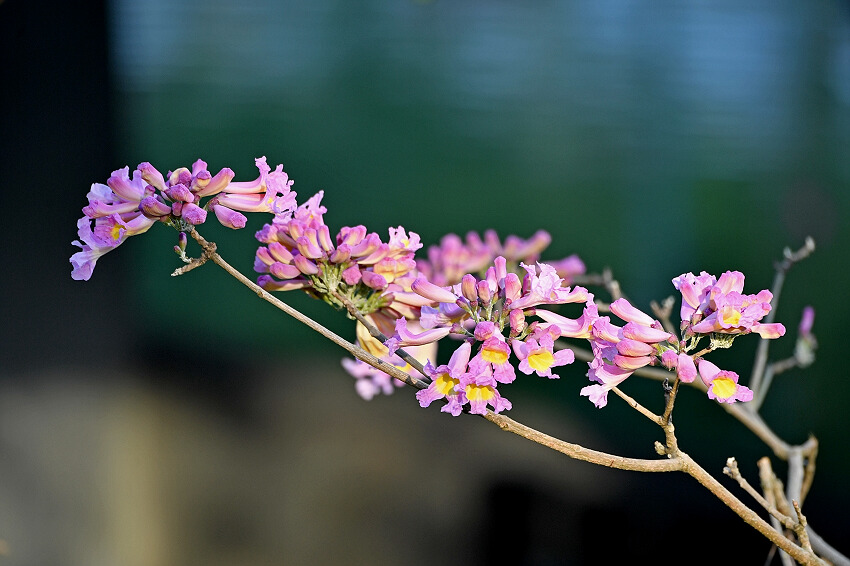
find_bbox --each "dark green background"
[2,0,848,564]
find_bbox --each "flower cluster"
[254,191,428,322]
[387,258,588,415]
[416,229,585,287]
[253,191,436,398]
[673,270,785,339]
[536,269,784,408]
[71,157,295,280]
[538,297,678,408]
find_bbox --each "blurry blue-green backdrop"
[1,0,849,564]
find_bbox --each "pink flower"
[458,364,512,415]
[70,214,154,280]
[415,341,472,415]
[509,262,588,310]
[478,338,516,384]
[799,306,815,337]
[581,363,634,408]
[534,298,598,339]
[415,229,583,287]
[609,298,656,327]
[385,318,451,356]
[411,276,459,304]
[72,158,296,280]
[697,360,753,403]
[672,271,716,323]
[517,328,575,378]
[674,352,698,383]
[675,270,785,339]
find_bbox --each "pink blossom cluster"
[416,229,586,287]
[254,191,428,323]
[537,298,678,408]
[386,258,588,415]
[70,157,296,281]
[673,271,785,339]
[69,158,788,414]
[254,192,437,399]
[528,270,785,408]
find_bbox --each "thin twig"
[330,290,429,379]
[561,340,818,462]
[186,228,430,390]
[786,447,805,513]
[807,528,850,566]
[793,501,813,553]
[725,458,795,529]
[800,438,818,505]
[171,242,214,275]
[610,386,664,425]
[482,411,683,472]
[681,452,825,565]
[757,457,796,566]
[661,377,680,425]
[749,237,815,401]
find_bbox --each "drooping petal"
[610,298,656,327]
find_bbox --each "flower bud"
[461,274,478,302]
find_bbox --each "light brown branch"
[186,229,430,390]
[610,386,663,426]
[186,231,829,566]
[330,290,429,379]
[725,457,795,530]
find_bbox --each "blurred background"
[2,0,849,564]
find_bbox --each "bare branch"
[749,238,816,398]
[724,458,795,529]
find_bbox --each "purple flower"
[458,364,512,415]
[416,229,583,287]
[534,298,598,339]
[70,214,154,280]
[70,166,159,280]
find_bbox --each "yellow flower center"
[719,306,742,327]
[110,223,123,242]
[465,383,495,402]
[482,345,508,365]
[711,377,737,400]
[434,372,459,396]
[528,350,554,372]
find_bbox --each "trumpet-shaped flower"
[255,191,424,330]
[415,341,472,415]
[581,362,634,408]
[509,262,588,310]
[697,359,753,403]
[516,327,574,378]
[458,363,512,415]
[416,229,584,287]
[674,270,785,339]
